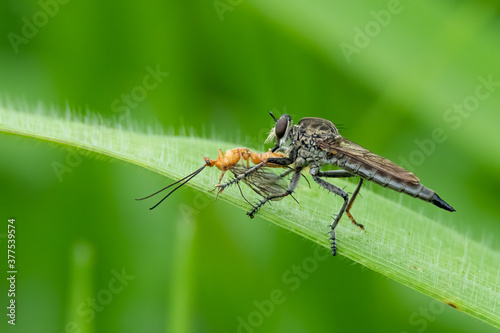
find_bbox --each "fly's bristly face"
[266,113,293,151]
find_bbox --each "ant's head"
[266,112,293,152]
[204,156,214,167]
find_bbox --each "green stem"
[68,241,94,333]
[166,219,196,333]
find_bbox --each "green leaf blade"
[1,107,499,328]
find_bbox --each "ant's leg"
[236,181,253,206]
[279,169,293,177]
[238,149,247,168]
[217,170,226,186]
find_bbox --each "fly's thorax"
[294,148,330,169]
[297,117,339,137]
[296,129,319,151]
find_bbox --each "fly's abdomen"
[336,155,435,202]
[361,167,455,212]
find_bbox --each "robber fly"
[136,148,290,209]
[218,113,456,256]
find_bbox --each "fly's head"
[266,113,294,152]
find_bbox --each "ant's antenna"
[136,165,206,209]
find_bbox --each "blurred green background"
[1,0,500,332]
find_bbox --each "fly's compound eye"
[275,115,289,139]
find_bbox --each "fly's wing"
[230,165,288,201]
[319,137,420,184]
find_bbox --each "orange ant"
[206,148,286,188]
[136,148,287,210]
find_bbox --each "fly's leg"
[266,155,296,166]
[317,170,364,229]
[317,170,354,178]
[279,169,294,177]
[345,179,364,230]
[247,168,302,218]
[280,167,311,186]
[310,167,349,256]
